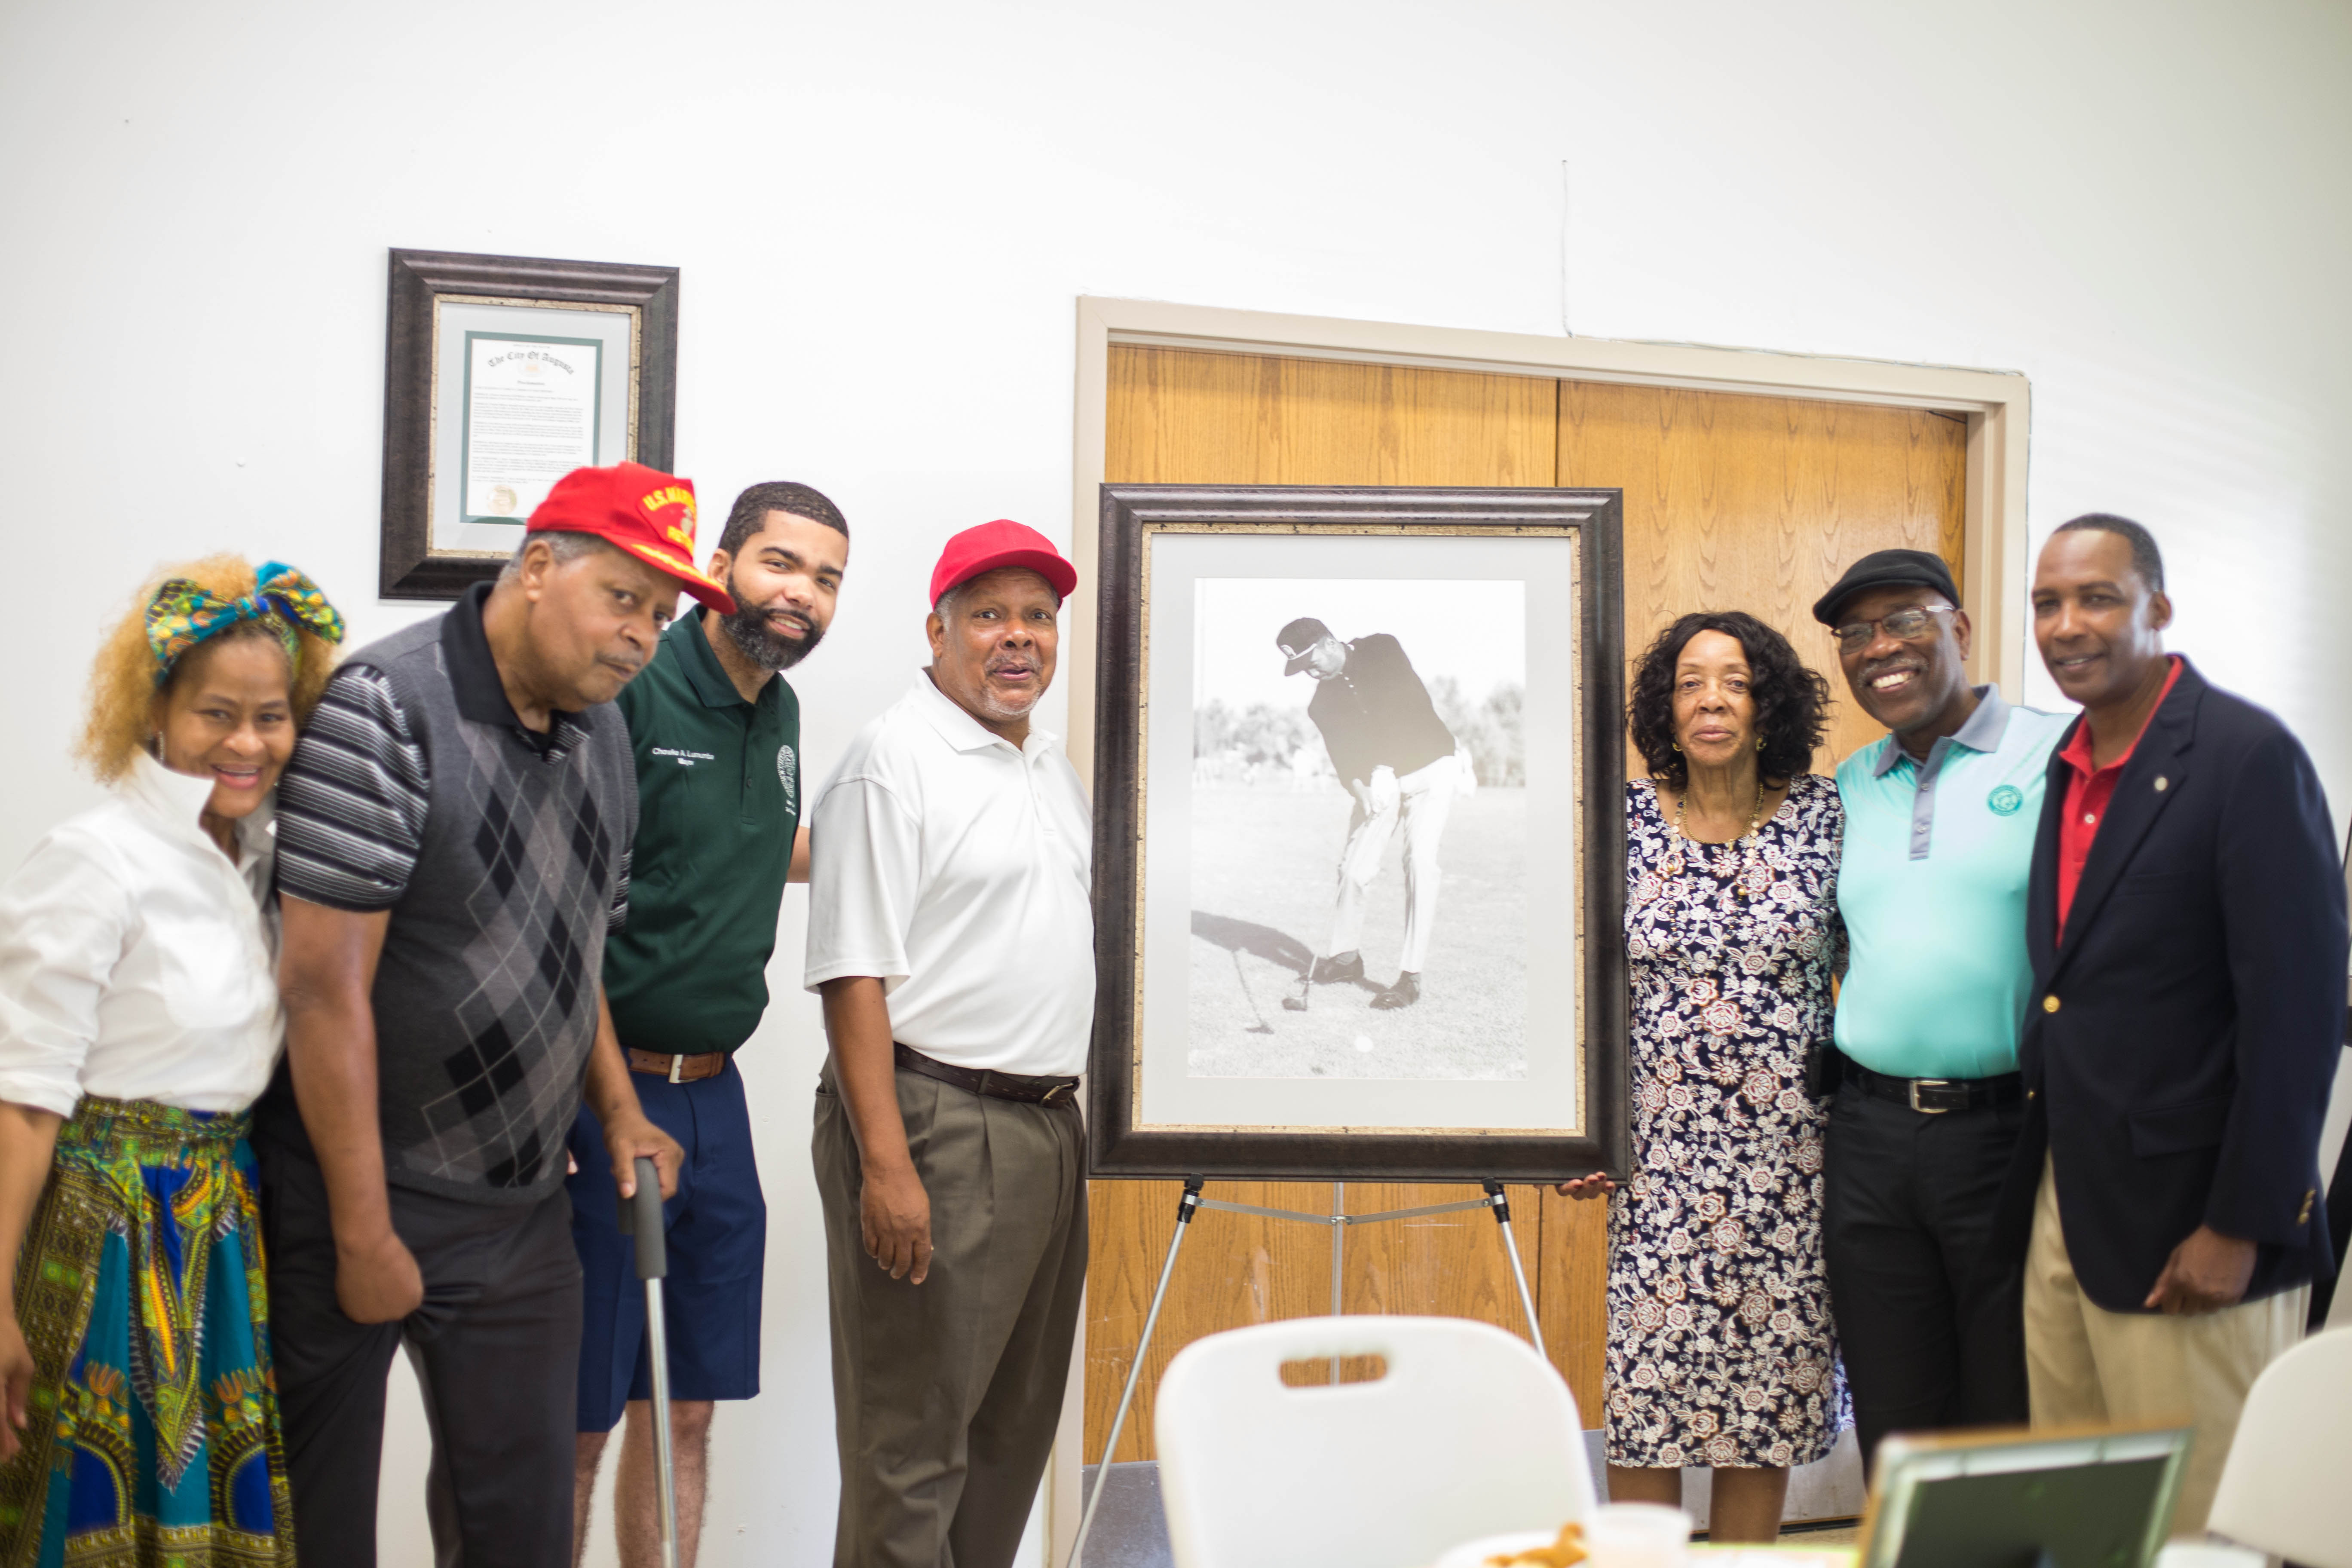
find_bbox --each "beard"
[718,573,822,671]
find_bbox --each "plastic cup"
[1583,1502,1694,1568]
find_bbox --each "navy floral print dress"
[1604,775,1847,1470]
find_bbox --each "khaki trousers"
[2024,1157,2305,1537]
[813,1060,1088,1568]
[1330,751,1461,974]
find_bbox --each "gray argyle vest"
[363,617,636,1204]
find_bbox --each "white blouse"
[0,750,282,1117]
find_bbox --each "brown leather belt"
[893,1043,1080,1107]
[627,1049,727,1084]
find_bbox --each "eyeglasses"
[1832,603,1953,653]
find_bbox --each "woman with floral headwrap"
[0,555,343,1565]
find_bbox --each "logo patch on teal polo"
[1987,784,2024,816]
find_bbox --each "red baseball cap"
[527,462,736,615]
[929,520,1077,607]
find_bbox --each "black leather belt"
[894,1043,1081,1107]
[1844,1061,2023,1115]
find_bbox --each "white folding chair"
[1152,1315,1594,1568]
[2205,1327,2352,1568]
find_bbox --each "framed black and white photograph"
[1089,484,1629,1181]
[378,248,680,599]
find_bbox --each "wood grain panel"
[1557,383,1967,770]
[1088,1180,1550,1461]
[1535,1188,1611,1429]
[1107,345,1559,489]
[1090,347,1560,1461]
[1087,349,1969,1464]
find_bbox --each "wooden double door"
[1086,344,1967,1459]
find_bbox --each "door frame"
[1065,294,2030,783]
[1048,295,2030,1561]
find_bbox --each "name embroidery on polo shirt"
[1987,784,2023,816]
[652,746,717,768]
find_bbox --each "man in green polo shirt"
[567,481,850,1568]
[1816,548,2070,1471]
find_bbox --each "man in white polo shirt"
[805,520,1093,1568]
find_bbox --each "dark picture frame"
[378,248,680,600]
[1087,483,1629,1181]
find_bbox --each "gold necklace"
[1669,779,1766,896]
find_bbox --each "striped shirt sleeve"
[276,665,432,912]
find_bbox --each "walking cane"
[617,1155,680,1568]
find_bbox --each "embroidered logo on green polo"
[1987,784,2024,816]
[778,744,798,812]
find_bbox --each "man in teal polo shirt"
[567,481,850,1568]
[1817,548,2070,1470]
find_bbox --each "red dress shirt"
[2055,655,2183,939]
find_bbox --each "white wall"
[3,1,2347,1562]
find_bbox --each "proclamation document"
[460,333,602,522]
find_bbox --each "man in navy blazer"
[2003,514,2345,1535]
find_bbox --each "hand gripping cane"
[617,1156,680,1568]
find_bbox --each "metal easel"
[1068,1176,1547,1566]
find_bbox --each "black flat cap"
[1276,616,1334,675]
[1812,548,1962,626]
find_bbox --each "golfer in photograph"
[1275,616,1463,1010]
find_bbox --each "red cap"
[526,462,736,615]
[928,520,1077,607]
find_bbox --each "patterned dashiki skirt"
[0,1096,294,1567]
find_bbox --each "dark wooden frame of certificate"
[1087,483,1629,1182]
[378,248,680,600]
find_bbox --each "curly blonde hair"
[78,554,342,784]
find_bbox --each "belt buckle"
[1908,1078,1952,1114]
[668,1054,685,1085]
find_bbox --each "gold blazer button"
[2155,776,2169,792]
[2043,995,2061,1014]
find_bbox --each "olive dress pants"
[813,1060,1088,1568]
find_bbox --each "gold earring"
[1756,737,1766,752]
[1671,741,1681,753]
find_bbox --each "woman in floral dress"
[1559,610,1844,1543]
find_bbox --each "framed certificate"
[379,249,680,599]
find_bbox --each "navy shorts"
[567,1058,766,1432]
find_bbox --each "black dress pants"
[256,1141,583,1568]
[1822,1088,2029,1471]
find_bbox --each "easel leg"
[1329,1181,1345,1384]
[1069,1177,1203,1568]
[1485,1181,1548,1363]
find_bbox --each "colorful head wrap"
[144,561,346,685]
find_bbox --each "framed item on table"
[377,248,680,599]
[1087,484,1629,1181]
[1856,1422,2189,1568]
